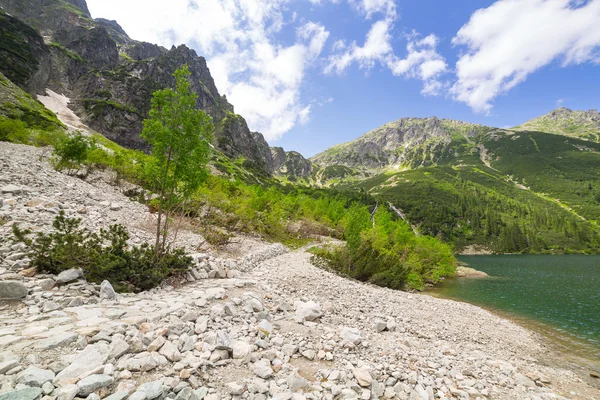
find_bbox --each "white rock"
[294,301,323,322]
[253,360,274,379]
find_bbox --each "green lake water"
[431,255,600,360]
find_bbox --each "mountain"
[515,107,600,142]
[311,117,493,170]
[311,114,600,253]
[0,0,312,177]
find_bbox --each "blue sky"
[87,0,600,157]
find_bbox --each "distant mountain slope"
[312,113,600,253]
[310,117,494,169]
[515,107,600,142]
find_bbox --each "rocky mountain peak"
[311,115,488,169]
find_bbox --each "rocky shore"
[1,142,599,400]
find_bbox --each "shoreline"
[425,288,600,391]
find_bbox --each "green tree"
[142,65,214,256]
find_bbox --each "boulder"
[99,280,116,300]
[16,366,55,387]
[56,268,84,284]
[0,281,28,300]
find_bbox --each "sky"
[86,0,600,157]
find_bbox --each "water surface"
[431,255,600,361]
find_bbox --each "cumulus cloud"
[388,33,448,95]
[87,0,330,141]
[325,21,447,95]
[451,0,600,113]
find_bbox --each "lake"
[430,255,600,361]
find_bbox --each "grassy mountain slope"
[315,117,600,254]
[515,107,600,142]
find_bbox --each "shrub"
[53,131,96,172]
[200,226,234,248]
[0,117,30,143]
[11,212,192,292]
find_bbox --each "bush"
[311,208,456,291]
[53,131,97,172]
[0,117,30,143]
[12,212,192,292]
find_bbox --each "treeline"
[382,176,600,254]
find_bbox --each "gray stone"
[372,318,387,332]
[56,383,79,400]
[42,301,61,313]
[138,381,164,400]
[99,281,116,300]
[127,391,147,400]
[0,281,28,300]
[54,344,110,385]
[103,393,129,400]
[38,279,55,291]
[16,366,56,387]
[158,341,182,362]
[0,359,19,374]
[1,185,23,194]
[226,382,245,395]
[257,319,273,335]
[35,332,79,350]
[77,374,114,397]
[0,387,42,400]
[294,301,323,321]
[253,360,273,379]
[340,327,362,345]
[109,338,130,359]
[56,269,84,284]
[41,382,54,395]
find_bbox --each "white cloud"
[86,0,329,141]
[387,33,448,95]
[451,0,600,113]
[349,0,397,19]
[326,22,447,95]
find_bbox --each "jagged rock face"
[0,0,297,176]
[269,147,312,177]
[516,107,600,142]
[0,0,95,36]
[311,117,488,169]
[55,26,119,71]
[0,10,51,94]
